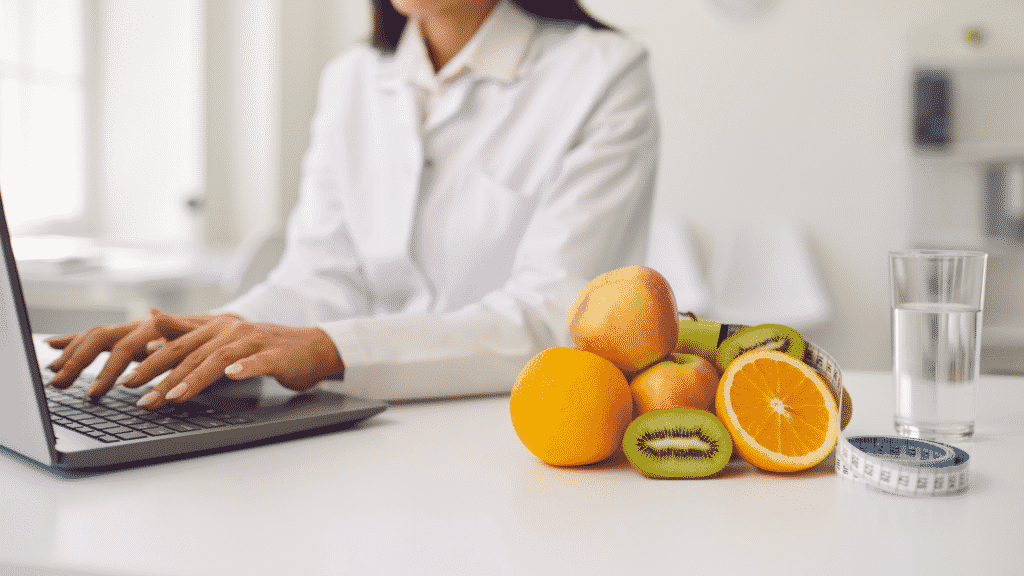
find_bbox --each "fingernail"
[165,383,188,400]
[115,370,135,386]
[138,391,160,406]
[225,363,243,376]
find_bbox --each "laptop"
[0,191,387,472]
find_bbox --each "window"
[0,0,89,233]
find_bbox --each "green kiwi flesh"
[716,323,805,372]
[622,409,733,478]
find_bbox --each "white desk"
[2,370,1023,576]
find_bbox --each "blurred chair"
[218,224,286,301]
[645,215,711,316]
[709,226,830,330]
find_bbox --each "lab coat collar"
[379,0,537,90]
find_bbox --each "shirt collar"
[391,0,537,90]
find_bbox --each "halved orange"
[715,349,839,473]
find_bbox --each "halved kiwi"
[716,323,805,372]
[622,408,733,478]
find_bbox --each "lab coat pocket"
[438,170,535,296]
[462,170,533,247]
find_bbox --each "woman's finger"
[116,318,228,389]
[138,329,258,408]
[222,348,278,381]
[146,338,166,353]
[161,337,265,404]
[49,324,135,388]
[88,323,164,398]
[46,331,87,372]
[45,334,77,349]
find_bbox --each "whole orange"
[510,347,633,466]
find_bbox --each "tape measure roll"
[836,435,969,496]
[720,324,971,497]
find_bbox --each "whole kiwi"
[716,323,805,372]
[622,408,733,478]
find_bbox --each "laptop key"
[142,426,174,436]
[164,422,201,432]
[92,421,123,430]
[217,415,253,425]
[78,417,106,426]
[97,435,120,443]
[104,426,132,435]
[186,417,226,428]
[114,431,147,440]
[99,398,130,409]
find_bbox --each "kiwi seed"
[622,408,733,478]
[716,323,806,372]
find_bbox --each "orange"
[715,349,839,473]
[510,347,633,466]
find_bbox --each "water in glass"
[893,302,981,439]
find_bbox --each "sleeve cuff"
[317,319,373,368]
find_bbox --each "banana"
[674,312,727,372]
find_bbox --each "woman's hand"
[118,311,345,410]
[45,310,223,398]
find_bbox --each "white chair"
[644,215,711,316]
[708,226,830,330]
[218,224,287,300]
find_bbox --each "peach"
[567,265,678,376]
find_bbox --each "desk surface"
[2,369,1024,576]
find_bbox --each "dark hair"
[370,0,612,53]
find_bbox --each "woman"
[46,0,659,409]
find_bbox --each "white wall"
[582,0,1024,371]
[202,0,370,249]
[172,0,1024,372]
[96,0,204,247]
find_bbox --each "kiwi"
[716,323,805,372]
[622,408,733,478]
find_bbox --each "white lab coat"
[219,1,659,399]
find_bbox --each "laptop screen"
[0,192,57,465]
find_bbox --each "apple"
[629,353,720,415]
[568,265,678,376]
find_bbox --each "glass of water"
[889,250,988,441]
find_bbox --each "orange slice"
[715,349,839,473]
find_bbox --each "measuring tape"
[722,324,971,497]
[835,435,969,496]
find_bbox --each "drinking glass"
[889,249,988,440]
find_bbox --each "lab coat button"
[424,158,434,169]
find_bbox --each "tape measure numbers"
[836,435,970,496]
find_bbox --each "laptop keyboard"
[42,373,253,443]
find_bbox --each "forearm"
[320,292,564,399]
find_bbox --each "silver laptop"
[0,192,386,472]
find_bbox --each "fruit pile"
[509,265,852,478]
